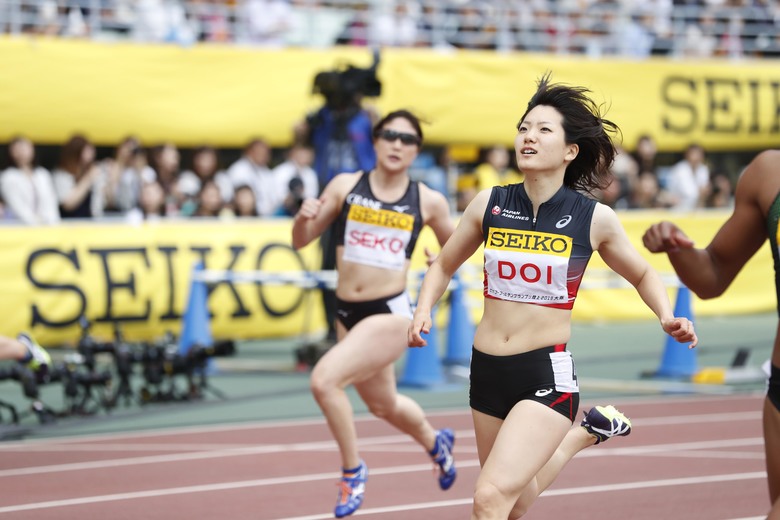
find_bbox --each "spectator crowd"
[0,131,735,226]
[2,0,779,60]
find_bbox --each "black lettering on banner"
[748,80,760,134]
[158,246,180,321]
[27,248,86,328]
[191,245,250,318]
[705,78,741,133]
[256,243,306,318]
[89,248,151,322]
[662,76,697,134]
[773,81,780,133]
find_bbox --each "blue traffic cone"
[652,285,697,378]
[399,306,445,388]
[179,262,213,355]
[443,272,474,367]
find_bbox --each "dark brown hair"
[519,73,620,193]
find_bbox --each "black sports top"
[481,183,597,310]
[334,171,424,271]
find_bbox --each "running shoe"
[430,428,457,490]
[580,405,632,444]
[17,333,50,382]
[334,460,368,518]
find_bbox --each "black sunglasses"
[377,129,421,146]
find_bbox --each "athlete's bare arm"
[409,189,488,346]
[594,203,697,347]
[291,173,355,250]
[643,151,776,299]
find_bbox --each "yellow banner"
[1,37,778,151]
[0,219,326,346]
[0,211,773,346]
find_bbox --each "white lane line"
[0,392,762,448]
[0,461,481,514]
[0,433,764,478]
[271,471,769,520]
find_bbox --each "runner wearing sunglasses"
[292,109,457,518]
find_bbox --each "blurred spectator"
[458,144,522,210]
[705,171,734,208]
[226,138,278,216]
[295,89,377,190]
[629,170,664,209]
[620,9,656,58]
[241,0,294,47]
[191,178,231,217]
[449,2,497,50]
[126,179,167,223]
[663,143,711,211]
[272,142,319,216]
[191,0,231,42]
[408,147,450,198]
[114,137,156,213]
[148,142,183,216]
[0,136,60,225]
[604,144,640,208]
[132,0,197,45]
[52,134,112,219]
[334,2,370,46]
[178,145,233,214]
[631,134,660,178]
[374,0,420,47]
[675,8,717,58]
[232,184,259,217]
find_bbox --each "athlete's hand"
[408,312,432,348]
[296,196,324,220]
[642,221,695,253]
[662,317,698,348]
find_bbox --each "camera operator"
[272,143,319,217]
[293,51,382,344]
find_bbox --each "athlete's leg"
[507,425,595,518]
[354,357,437,452]
[765,396,780,506]
[769,496,780,520]
[310,314,414,469]
[471,401,571,520]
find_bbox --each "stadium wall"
[2,37,779,152]
[0,212,771,346]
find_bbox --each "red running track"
[0,393,771,520]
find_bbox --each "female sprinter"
[292,109,457,518]
[409,75,698,519]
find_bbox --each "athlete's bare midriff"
[334,246,410,301]
[474,298,573,356]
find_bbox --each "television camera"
[311,49,381,110]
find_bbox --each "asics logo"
[555,215,573,228]
[534,388,553,397]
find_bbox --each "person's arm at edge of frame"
[592,202,699,348]
[642,151,772,299]
[291,173,349,250]
[408,188,490,348]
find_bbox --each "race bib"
[550,350,579,392]
[484,227,571,304]
[342,205,413,270]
